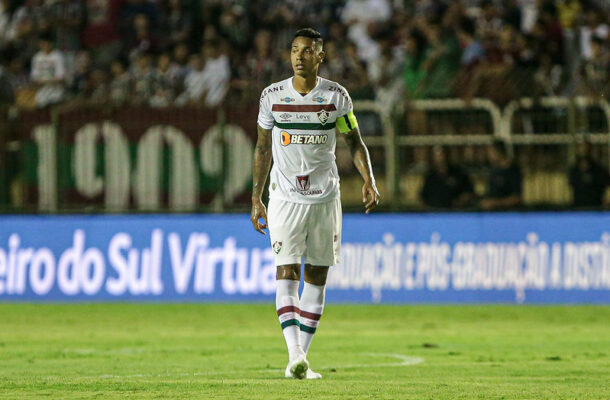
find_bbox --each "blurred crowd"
[419,139,610,210]
[0,0,608,110]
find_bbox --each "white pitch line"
[256,352,424,373]
[322,353,424,369]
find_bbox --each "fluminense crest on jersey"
[317,110,330,125]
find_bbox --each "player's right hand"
[250,199,268,235]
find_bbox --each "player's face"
[291,36,324,78]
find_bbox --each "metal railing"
[1,96,609,212]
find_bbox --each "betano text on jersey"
[257,76,358,204]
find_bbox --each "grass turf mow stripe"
[0,304,608,399]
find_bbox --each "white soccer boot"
[285,365,322,379]
[305,368,322,379]
[285,348,309,379]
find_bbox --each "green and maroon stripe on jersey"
[277,305,301,329]
[272,104,337,112]
[299,309,322,334]
[272,104,338,130]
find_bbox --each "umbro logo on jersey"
[313,96,327,103]
[281,131,328,146]
[280,97,295,103]
[279,113,292,121]
[317,110,330,125]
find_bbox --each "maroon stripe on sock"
[300,310,321,320]
[277,306,301,316]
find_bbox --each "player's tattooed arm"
[251,125,272,234]
[342,127,380,213]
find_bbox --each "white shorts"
[267,197,342,267]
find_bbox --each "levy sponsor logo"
[296,114,311,121]
[281,131,328,146]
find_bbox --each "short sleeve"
[257,89,274,129]
[337,85,353,117]
[336,85,358,134]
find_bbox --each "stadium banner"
[1,212,609,303]
[13,106,257,211]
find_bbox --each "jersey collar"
[289,76,320,100]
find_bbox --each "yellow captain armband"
[337,110,359,134]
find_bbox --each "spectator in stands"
[533,2,564,66]
[129,51,155,105]
[458,17,484,69]
[81,0,122,67]
[579,35,609,96]
[125,14,158,61]
[30,33,66,108]
[341,0,391,64]
[171,42,190,92]
[0,54,14,106]
[569,141,610,208]
[199,39,230,107]
[49,0,85,53]
[6,52,31,108]
[149,52,177,108]
[454,16,484,98]
[476,0,503,40]
[109,59,131,106]
[88,68,110,105]
[420,146,475,209]
[0,0,30,50]
[217,4,250,51]
[175,53,205,106]
[119,0,159,38]
[480,140,523,210]
[236,29,277,100]
[579,7,608,61]
[403,28,428,100]
[161,0,192,51]
[70,50,92,97]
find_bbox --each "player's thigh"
[268,198,308,265]
[304,198,342,266]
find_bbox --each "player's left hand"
[250,198,268,235]
[362,180,380,214]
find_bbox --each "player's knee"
[276,265,301,280]
[304,265,329,285]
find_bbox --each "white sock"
[276,279,303,360]
[299,282,325,355]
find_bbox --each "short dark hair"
[293,28,323,48]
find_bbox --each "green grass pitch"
[1,304,609,399]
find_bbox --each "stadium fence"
[1,96,609,213]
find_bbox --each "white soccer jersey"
[257,76,355,204]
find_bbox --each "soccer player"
[250,28,380,379]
